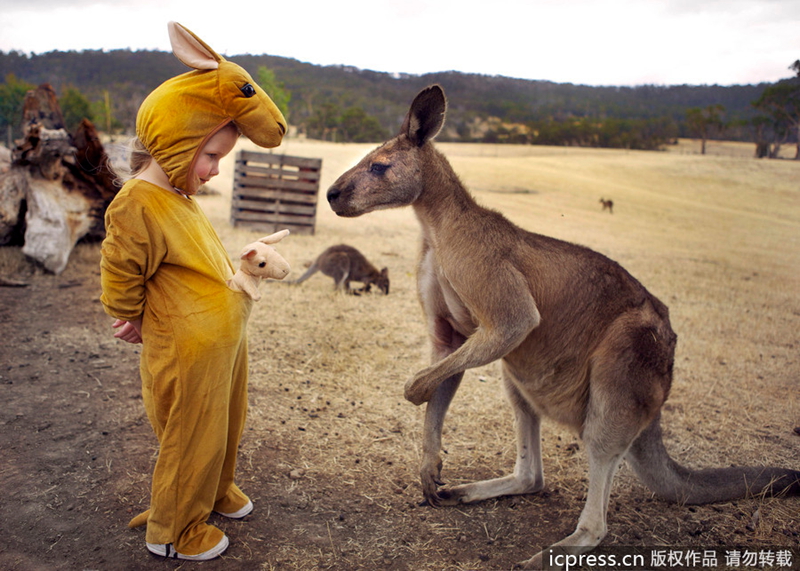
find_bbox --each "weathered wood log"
[0,276,28,287]
[0,84,118,273]
[63,119,118,241]
[0,168,27,245]
[0,144,10,170]
[21,176,98,274]
[19,82,65,130]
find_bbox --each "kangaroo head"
[239,230,291,280]
[376,267,390,295]
[327,85,446,217]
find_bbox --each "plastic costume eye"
[240,83,256,98]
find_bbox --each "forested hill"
[0,48,772,144]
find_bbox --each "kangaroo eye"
[370,163,389,175]
[258,261,267,268]
[240,83,256,98]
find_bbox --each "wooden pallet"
[231,150,322,235]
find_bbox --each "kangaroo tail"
[626,415,800,504]
[286,263,318,285]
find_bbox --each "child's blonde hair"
[108,137,152,187]
[110,122,240,189]
[128,138,152,178]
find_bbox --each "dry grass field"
[1,136,798,571]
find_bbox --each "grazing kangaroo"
[326,85,800,569]
[289,244,389,294]
[599,197,614,213]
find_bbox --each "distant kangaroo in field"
[599,197,613,213]
[289,244,389,294]
[326,85,800,569]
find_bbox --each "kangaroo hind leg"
[520,440,627,570]
[520,325,670,569]
[519,403,636,570]
[438,363,545,505]
[325,253,351,292]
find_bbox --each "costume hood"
[136,22,287,194]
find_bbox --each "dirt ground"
[1,139,799,571]
[0,239,579,571]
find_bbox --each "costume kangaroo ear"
[168,21,221,71]
[259,229,290,245]
[402,84,446,147]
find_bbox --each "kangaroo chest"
[419,247,477,339]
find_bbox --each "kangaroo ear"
[168,21,221,71]
[259,229,290,245]
[402,84,446,147]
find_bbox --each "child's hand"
[112,319,143,344]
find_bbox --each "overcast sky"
[0,0,797,86]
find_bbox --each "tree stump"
[0,83,118,274]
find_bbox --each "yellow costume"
[99,22,286,557]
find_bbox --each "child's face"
[194,124,239,186]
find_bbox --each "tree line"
[0,48,797,157]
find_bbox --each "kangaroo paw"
[404,375,436,405]
[434,487,466,506]
[517,550,554,571]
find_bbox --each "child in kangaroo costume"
[100,22,287,560]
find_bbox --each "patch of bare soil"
[2,242,798,571]
[0,244,555,571]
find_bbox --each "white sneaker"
[146,534,229,560]
[215,499,253,519]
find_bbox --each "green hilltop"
[0,48,788,149]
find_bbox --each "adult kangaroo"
[326,85,800,569]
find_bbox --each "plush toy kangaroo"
[227,230,291,301]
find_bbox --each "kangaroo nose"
[326,187,341,204]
